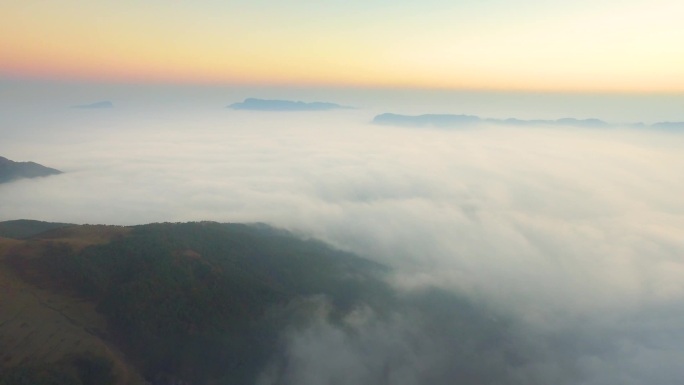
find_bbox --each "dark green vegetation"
[0,156,62,184]
[1,220,532,385]
[0,353,116,385]
[0,220,73,239]
[0,221,391,385]
[0,224,138,385]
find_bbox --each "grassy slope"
[61,222,390,384]
[0,221,398,384]
[0,228,141,385]
[0,222,391,385]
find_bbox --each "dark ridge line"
[372,112,683,129]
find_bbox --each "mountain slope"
[0,221,391,385]
[0,220,74,239]
[228,98,348,111]
[1,221,531,385]
[0,157,62,184]
[0,228,140,385]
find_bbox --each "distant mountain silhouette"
[373,113,620,128]
[497,117,609,127]
[72,101,113,109]
[228,98,349,111]
[0,156,62,184]
[555,118,609,127]
[651,121,684,130]
[373,113,481,127]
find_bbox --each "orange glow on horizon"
[2,0,683,94]
[4,55,684,94]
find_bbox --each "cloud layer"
[2,104,684,383]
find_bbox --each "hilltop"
[0,220,525,385]
[0,157,62,184]
[372,112,684,129]
[0,220,73,239]
[0,221,390,385]
[228,98,349,111]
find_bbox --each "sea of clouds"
[2,90,684,384]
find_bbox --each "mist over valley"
[4,0,684,382]
[1,87,684,384]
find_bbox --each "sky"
[2,0,684,92]
[3,1,684,382]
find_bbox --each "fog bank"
[2,92,684,383]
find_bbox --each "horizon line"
[4,75,684,96]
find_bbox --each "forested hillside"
[0,221,392,385]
